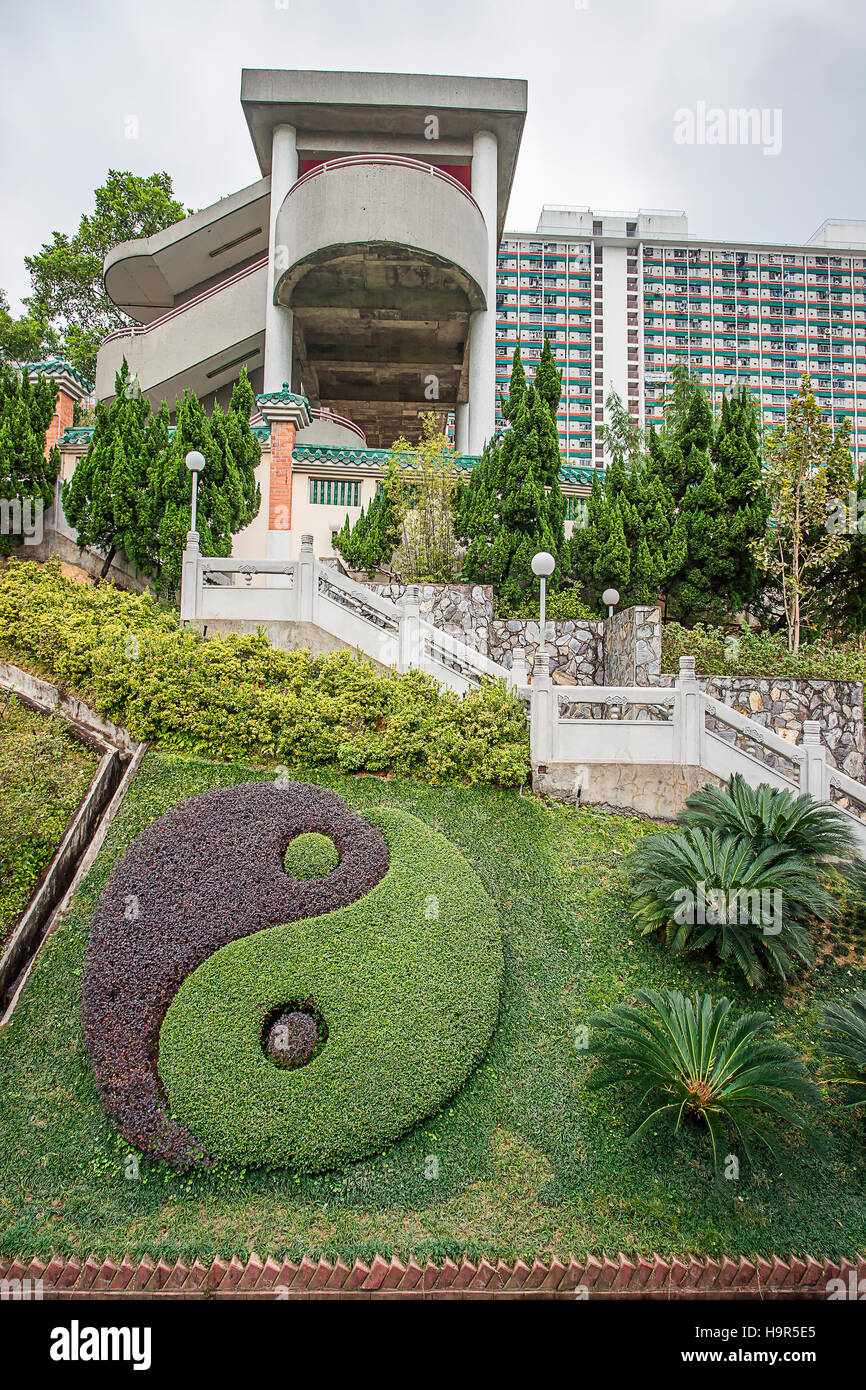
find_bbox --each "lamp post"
[185,450,205,541]
[531,550,556,655]
[602,586,620,619]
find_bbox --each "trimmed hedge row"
[0,560,529,785]
[81,781,390,1168]
[158,802,502,1172]
[662,622,866,683]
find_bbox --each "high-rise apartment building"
[497,207,866,466]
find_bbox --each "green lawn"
[0,693,98,948]
[0,750,863,1264]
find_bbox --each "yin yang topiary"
[82,781,502,1171]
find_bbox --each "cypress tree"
[453,337,567,610]
[62,360,152,579]
[0,361,60,554]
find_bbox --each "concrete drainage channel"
[0,662,147,1026]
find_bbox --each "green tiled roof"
[20,358,95,393]
[292,444,477,471]
[255,385,311,410]
[58,428,601,489]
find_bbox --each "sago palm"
[821,989,866,1106]
[588,988,819,1169]
[628,827,832,986]
[678,774,859,865]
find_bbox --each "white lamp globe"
[531,551,556,578]
[601,587,620,608]
[185,450,206,473]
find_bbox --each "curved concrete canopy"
[104,178,271,323]
[273,160,486,446]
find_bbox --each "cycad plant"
[820,989,866,1106]
[678,774,860,864]
[629,827,833,986]
[588,988,819,1169]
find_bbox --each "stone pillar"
[398,584,422,672]
[264,123,298,393]
[530,651,554,768]
[296,531,315,622]
[675,655,702,769]
[455,402,470,454]
[179,533,201,623]
[802,720,828,800]
[468,129,498,455]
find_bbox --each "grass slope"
[0,750,863,1264]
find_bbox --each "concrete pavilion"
[93,70,528,562]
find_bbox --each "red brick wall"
[43,388,75,460]
[268,420,296,531]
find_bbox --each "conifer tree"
[453,338,567,609]
[0,361,60,554]
[62,360,152,578]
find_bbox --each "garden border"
[0,662,147,1026]
[2,1251,861,1300]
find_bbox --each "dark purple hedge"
[81,781,389,1167]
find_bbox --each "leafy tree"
[0,290,56,365]
[453,338,567,610]
[24,171,187,379]
[754,374,853,651]
[0,362,60,554]
[383,413,460,582]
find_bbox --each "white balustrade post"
[398,584,422,672]
[675,655,702,769]
[179,533,201,624]
[530,651,554,767]
[509,648,528,688]
[296,533,315,624]
[802,720,827,800]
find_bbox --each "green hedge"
[0,560,529,785]
[662,623,866,683]
[158,806,503,1171]
[496,589,602,622]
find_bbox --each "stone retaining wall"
[658,673,864,778]
[370,582,493,653]
[604,605,662,686]
[489,618,604,683]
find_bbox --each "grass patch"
[0,692,98,947]
[0,750,863,1264]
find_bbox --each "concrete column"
[802,720,827,800]
[675,655,702,768]
[468,129,498,455]
[264,123,298,392]
[455,402,470,454]
[179,534,201,624]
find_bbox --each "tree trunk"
[96,545,116,584]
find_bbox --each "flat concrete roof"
[240,69,527,239]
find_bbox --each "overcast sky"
[2,0,865,312]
